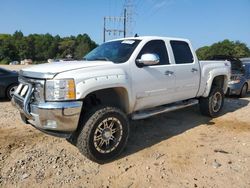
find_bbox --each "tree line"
[0,31,97,64]
[196,39,250,60]
[0,31,250,64]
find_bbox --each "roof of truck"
[109,36,190,42]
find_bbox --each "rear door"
[170,40,200,100]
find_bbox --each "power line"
[103,0,136,42]
[103,9,127,42]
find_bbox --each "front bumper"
[12,85,82,137]
[227,83,242,95]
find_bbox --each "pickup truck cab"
[12,36,230,163]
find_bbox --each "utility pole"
[103,17,106,42]
[123,0,135,37]
[103,9,127,42]
[124,8,126,38]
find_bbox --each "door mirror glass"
[136,53,160,67]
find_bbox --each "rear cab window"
[170,40,194,64]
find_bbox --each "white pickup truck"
[12,36,230,163]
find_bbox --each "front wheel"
[76,106,129,163]
[199,87,224,117]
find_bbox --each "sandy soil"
[0,65,250,188]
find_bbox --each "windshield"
[84,39,141,63]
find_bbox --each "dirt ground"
[0,65,250,188]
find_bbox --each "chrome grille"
[17,77,45,102]
[13,77,45,119]
[15,84,29,98]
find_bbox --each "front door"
[131,40,176,111]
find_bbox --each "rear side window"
[170,40,194,64]
[137,40,169,65]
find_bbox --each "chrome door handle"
[165,70,174,76]
[191,68,198,72]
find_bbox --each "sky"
[0,0,250,49]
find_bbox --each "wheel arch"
[81,87,130,114]
[203,74,229,97]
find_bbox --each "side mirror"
[136,53,160,67]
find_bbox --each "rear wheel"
[240,83,248,98]
[76,106,129,163]
[199,87,224,117]
[6,84,18,100]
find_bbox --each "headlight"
[33,82,45,102]
[45,79,76,101]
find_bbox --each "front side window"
[170,40,194,64]
[84,39,141,63]
[137,40,169,65]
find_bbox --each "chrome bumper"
[12,87,82,134]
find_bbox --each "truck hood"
[19,60,113,79]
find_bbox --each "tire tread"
[199,87,224,117]
[76,106,129,163]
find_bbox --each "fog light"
[44,120,57,129]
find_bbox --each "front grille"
[13,77,45,119]
[15,84,29,99]
[18,77,45,103]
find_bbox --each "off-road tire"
[199,87,224,117]
[76,106,129,163]
[6,84,18,100]
[240,83,248,98]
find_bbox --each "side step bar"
[131,99,199,120]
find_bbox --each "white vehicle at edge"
[12,36,231,163]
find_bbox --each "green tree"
[196,39,250,60]
[74,34,97,59]
[0,35,18,63]
[0,31,97,64]
[196,46,210,60]
[59,38,76,58]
